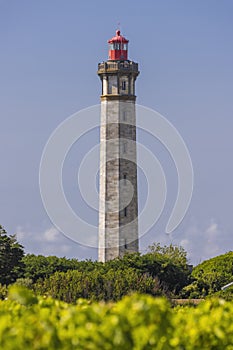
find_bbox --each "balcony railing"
[98,61,139,73]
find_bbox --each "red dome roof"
[108,30,129,44]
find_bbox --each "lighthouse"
[98,30,139,262]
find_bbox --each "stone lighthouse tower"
[97,30,139,262]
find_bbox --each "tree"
[183,251,233,298]
[148,243,188,267]
[0,225,25,285]
[22,254,94,282]
[145,243,191,293]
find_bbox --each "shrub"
[1,287,233,349]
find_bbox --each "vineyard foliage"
[1,286,233,349]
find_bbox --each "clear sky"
[1,0,233,264]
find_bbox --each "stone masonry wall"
[98,99,138,262]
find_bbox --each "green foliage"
[179,281,203,299]
[0,225,25,285]
[22,247,191,300]
[146,244,191,293]
[173,298,233,349]
[105,251,190,294]
[8,285,37,305]
[14,277,34,289]
[213,286,233,301]
[35,268,161,302]
[22,254,84,282]
[0,284,8,300]
[1,286,233,349]
[148,243,188,267]
[0,287,173,349]
[180,251,233,298]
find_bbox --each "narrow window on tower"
[120,208,127,219]
[124,239,127,249]
[122,81,126,90]
[123,174,127,185]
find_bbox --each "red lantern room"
[108,30,129,61]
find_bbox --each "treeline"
[31,247,191,302]
[1,224,233,301]
[0,225,191,301]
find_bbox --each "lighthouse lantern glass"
[108,30,129,60]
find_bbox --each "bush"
[13,277,34,289]
[22,247,191,297]
[212,285,233,301]
[181,251,233,298]
[34,268,162,302]
[0,289,173,349]
[0,284,8,300]
[1,287,233,349]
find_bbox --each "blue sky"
[1,0,233,264]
